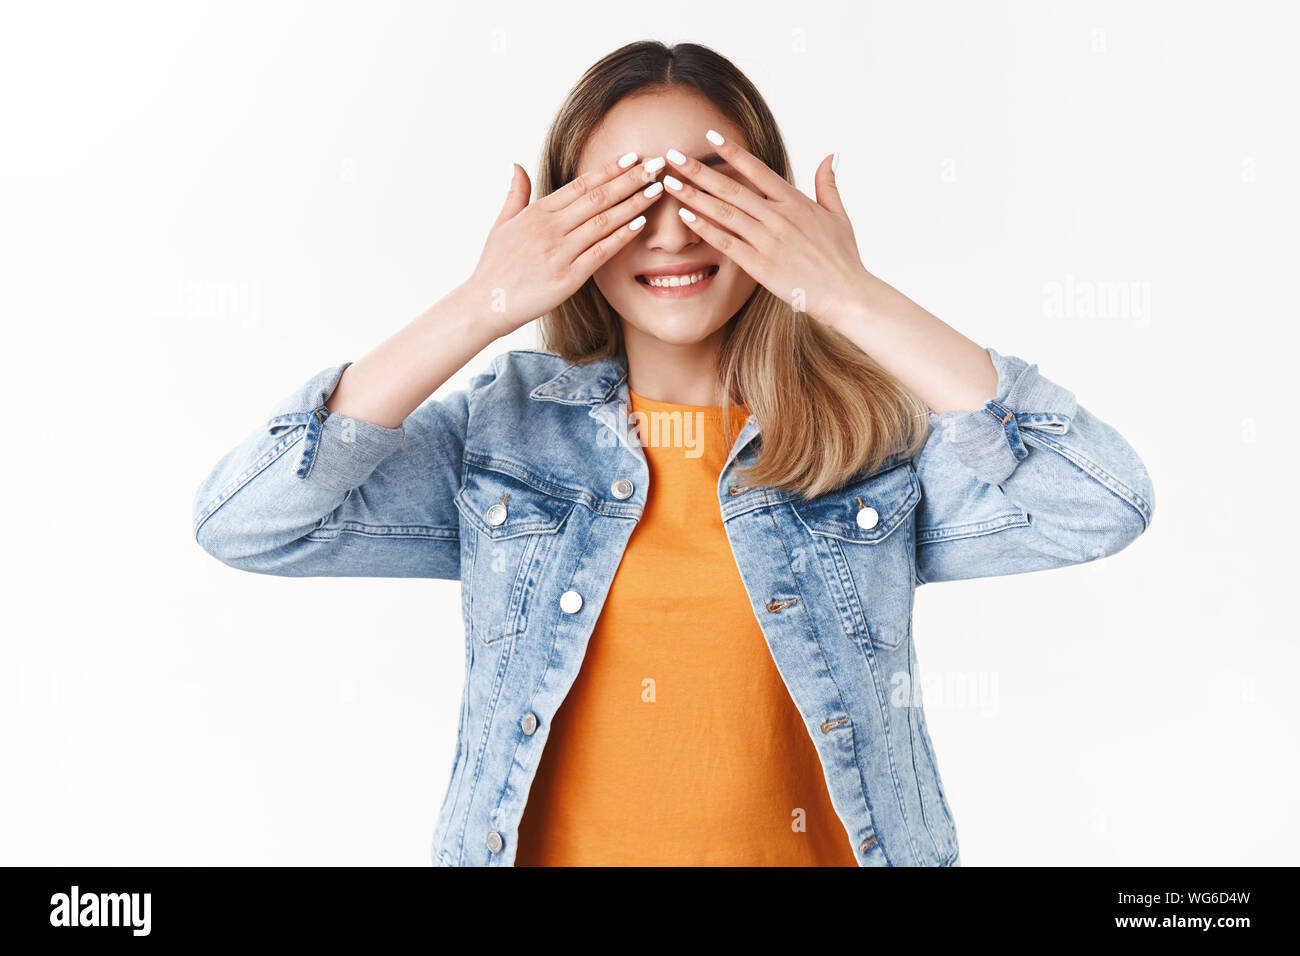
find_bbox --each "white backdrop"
[2,0,1295,865]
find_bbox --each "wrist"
[822,271,890,336]
[443,281,516,343]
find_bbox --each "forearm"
[325,283,502,429]
[828,276,999,415]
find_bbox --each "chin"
[624,312,728,346]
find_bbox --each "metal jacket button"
[611,477,634,499]
[560,589,583,614]
[856,505,879,529]
[520,712,538,735]
[485,830,504,853]
[485,502,507,526]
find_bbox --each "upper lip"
[635,261,719,280]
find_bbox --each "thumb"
[815,152,847,217]
[495,162,531,226]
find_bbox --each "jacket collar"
[529,353,629,406]
[530,351,763,471]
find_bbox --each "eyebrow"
[697,151,730,167]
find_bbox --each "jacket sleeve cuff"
[265,361,407,494]
[926,347,1078,485]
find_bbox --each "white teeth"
[641,269,714,288]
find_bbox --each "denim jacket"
[192,345,1155,866]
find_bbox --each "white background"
[2,0,1295,865]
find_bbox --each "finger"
[814,153,847,217]
[569,193,665,279]
[563,175,667,261]
[554,154,664,234]
[676,131,801,209]
[494,163,531,227]
[661,170,771,248]
[662,145,774,224]
[538,149,643,216]
[674,207,764,278]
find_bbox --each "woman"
[192,41,1155,866]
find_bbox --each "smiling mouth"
[635,265,720,287]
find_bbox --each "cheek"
[592,254,636,293]
[723,270,759,300]
[591,268,626,307]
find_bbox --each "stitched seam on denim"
[1022,432,1152,528]
[434,671,472,863]
[907,494,924,589]
[984,400,1014,425]
[304,523,459,541]
[916,511,1030,545]
[719,488,782,521]
[455,479,575,538]
[764,502,890,865]
[488,509,581,860]
[847,559,923,862]
[299,408,328,481]
[459,596,518,862]
[463,452,637,518]
[906,680,945,862]
[791,474,920,544]
[501,531,545,640]
[862,633,924,865]
[192,429,305,538]
[915,704,956,839]
[500,509,601,855]
[826,535,870,641]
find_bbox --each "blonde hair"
[536,41,931,498]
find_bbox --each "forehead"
[576,88,746,175]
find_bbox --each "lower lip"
[635,266,718,299]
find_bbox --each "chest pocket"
[790,460,921,649]
[454,463,575,646]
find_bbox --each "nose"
[639,187,702,253]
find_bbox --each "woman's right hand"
[460,151,667,338]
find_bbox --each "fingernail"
[666,147,686,165]
[618,151,639,168]
[643,156,666,175]
[664,175,683,191]
[628,215,646,231]
[832,151,840,173]
[705,129,724,146]
[643,181,664,198]
[678,207,696,222]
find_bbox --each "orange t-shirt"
[513,388,858,866]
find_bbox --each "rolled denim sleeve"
[926,349,1079,486]
[286,364,406,493]
[193,356,499,578]
[913,347,1154,584]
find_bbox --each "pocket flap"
[792,460,921,544]
[455,463,574,539]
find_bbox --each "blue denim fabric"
[193,346,1155,866]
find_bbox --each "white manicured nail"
[666,147,686,164]
[618,151,638,168]
[643,181,664,198]
[628,215,646,231]
[705,129,724,146]
[664,175,682,191]
[678,207,696,222]
[643,156,665,174]
[832,151,840,173]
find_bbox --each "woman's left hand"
[664,132,876,331]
